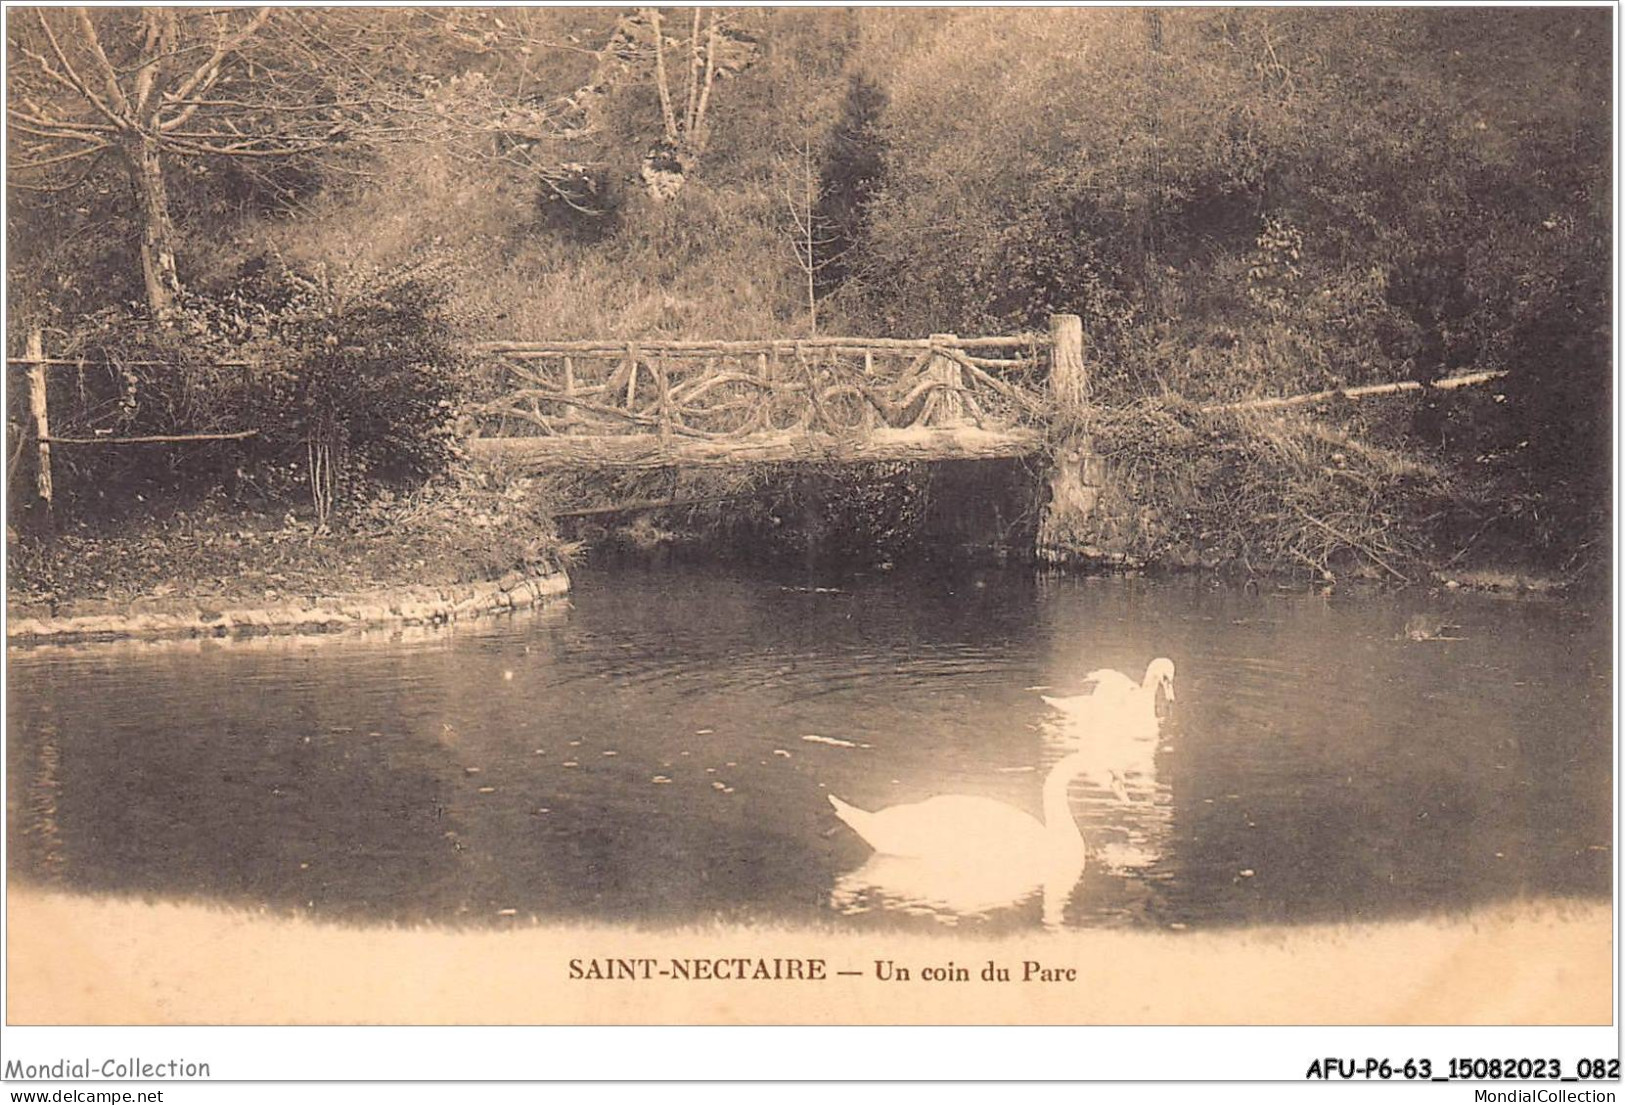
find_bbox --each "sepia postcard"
[2,2,1615,1086]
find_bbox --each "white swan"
[1042,657,1175,728]
[827,752,1092,865]
[827,753,1094,928]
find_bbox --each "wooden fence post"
[929,333,963,425]
[1038,312,1107,563]
[1048,313,1088,414]
[26,329,52,506]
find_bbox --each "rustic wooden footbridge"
[11,311,1505,525]
[467,315,1089,469]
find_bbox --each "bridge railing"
[467,321,1080,468]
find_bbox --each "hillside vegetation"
[6,8,1610,582]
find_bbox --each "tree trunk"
[123,137,182,316]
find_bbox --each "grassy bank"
[7,884,1608,1026]
[1050,392,1600,591]
[7,465,570,623]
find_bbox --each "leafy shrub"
[243,263,468,523]
[12,260,467,524]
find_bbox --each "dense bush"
[241,263,468,523]
[11,261,466,526]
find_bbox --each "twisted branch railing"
[468,332,1055,466]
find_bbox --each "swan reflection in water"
[827,752,1095,930]
[1039,658,1176,875]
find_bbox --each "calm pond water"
[6,564,1612,933]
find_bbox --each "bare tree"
[8,9,345,313]
[5,7,495,316]
[779,138,843,336]
[640,7,732,201]
[8,7,761,322]
[486,7,752,205]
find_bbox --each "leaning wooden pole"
[1038,313,1109,563]
[26,329,52,506]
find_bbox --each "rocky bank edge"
[7,569,570,644]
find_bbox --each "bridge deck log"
[470,426,1045,470]
[476,335,1043,356]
